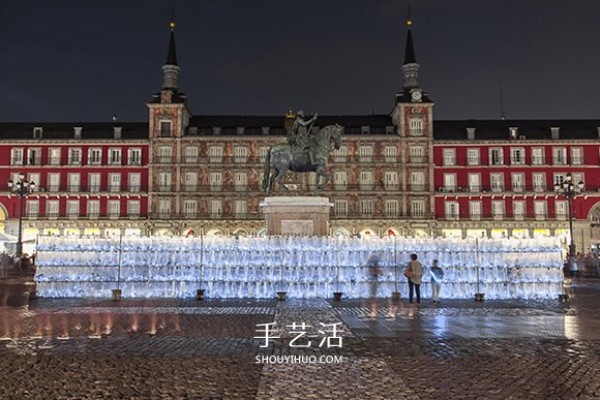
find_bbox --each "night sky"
[2,0,600,122]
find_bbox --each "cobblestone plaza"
[0,278,599,399]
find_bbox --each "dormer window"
[236,127,245,135]
[361,126,370,135]
[213,127,221,135]
[467,128,476,140]
[385,126,394,135]
[74,126,82,139]
[551,127,560,140]
[509,127,518,140]
[113,126,122,139]
[262,127,270,135]
[33,127,43,139]
[188,127,198,136]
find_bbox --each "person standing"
[406,253,423,304]
[368,252,383,318]
[430,259,444,304]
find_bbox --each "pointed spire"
[165,21,178,66]
[161,20,180,92]
[404,22,417,64]
[401,17,420,92]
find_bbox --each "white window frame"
[11,148,24,165]
[445,201,459,220]
[47,200,59,219]
[66,200,80,219]
[128,173,141,192]
[87,200,100,219]
[492,201,505,220]
[442,148,456,166]
[531,148,545,165]
[489,148,504,165]
[68,148,82,165]
[469,201,481,220]
[490,173,504,192]
[128,148,142,165]
[513,201,525,220]
[108,200,120,219]
[533,173,546,192]
[127,200,141,218]
[467,148,480,166]
[552,147,567,165]
[410,199,425,217]
[386,199,400,216]
[334,200,348,216]
[108,148,122,165]
[511,173,525,192]
[510,147,525,165]
[88,148,102,165]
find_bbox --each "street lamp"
[7,173,35,257]
[554,173,584,257]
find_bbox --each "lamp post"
[554,173,584,258]
[7,173,35,257]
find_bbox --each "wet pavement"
[0,276,599,399]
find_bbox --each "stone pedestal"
[260,197,333,236]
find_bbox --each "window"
[158,172,171,191]
[209,172,222,191]
[128,173,141,192]
[48,148,61,165]
[234,200,246,216]
[492,201,505,220]
[571,147,583,165]
[128,148,142,165]
[108,173,121,192]
[442,149,456,166]
[259,147,270,162]
[183,200,198,217]
[489,148,504,165]
[26,200,39,218]
[553,173,568,187]
[511,173,525,192]
[359,171,373,190]
[555,201,567,220]
[233,147,248,163]
[531,148,545,165]
[386,200,399,216]
[410,171,425,191]
[158,199,170,218]
[234,172,247,190]
[384,171,399,190]
[158,147,171,163]
[490,173,504,192]
[445,202,459,220]
[109,148,122,165]
[11,148,24,165]
[510,148,525,165]
[408,117,423,136]
[47,200,59,218]
[159,120,171,137]
[533,173,546,192]
[208,146,223,163]
[68,148,82,165]
[534,201,547,220]
[334,171,347,189]
[468,173,481,193]
[87,200,100,218]
[209,200,222,216]
[27,173,40,190]
[443,173,456,192]
[184,172,198,192]
[67,200,80,219]
[334,146,347,162]
[409,146,424,163]
[552,147,567,165]
[334,200,348,216]
[467,149,480,165]
[127,200,140,218]
[67,173,80,192]
[384,146,397,162]
[513,201,525,220]
[27,148,41,165]
[411,199,425,216]
[358,146,372,161]
[469,201,481,220]
[88,173,101,192]
[359,199,373,215]
[572,172,585,188]
[184,146,198,163]
[48,173,60,192]
[88,148,102,165]
[108,200,121,218]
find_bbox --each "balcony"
[533,185,546,192]
[66,185,80,192]
[156,157,171,164]
[48,157,62,166]
[409,184,428,192]
[184,157,199,164]
[11,158,24,165]
[128,185,141,193]
[468,185,481,193]
[108,185,121,193]
[511,184,524,193]
[409,156,427,164]
[184,185,198,192]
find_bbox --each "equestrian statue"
[262,111,342,193]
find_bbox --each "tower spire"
[162,17,180,91]
[401,15,420,91]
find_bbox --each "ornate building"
[1,19,599,254]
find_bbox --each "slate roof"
[434,120,600,141]
[0,122,148,140]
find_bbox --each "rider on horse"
[289,110,318,164]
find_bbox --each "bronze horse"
[262,124,342,193]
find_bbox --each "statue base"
[260,196,333,236]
